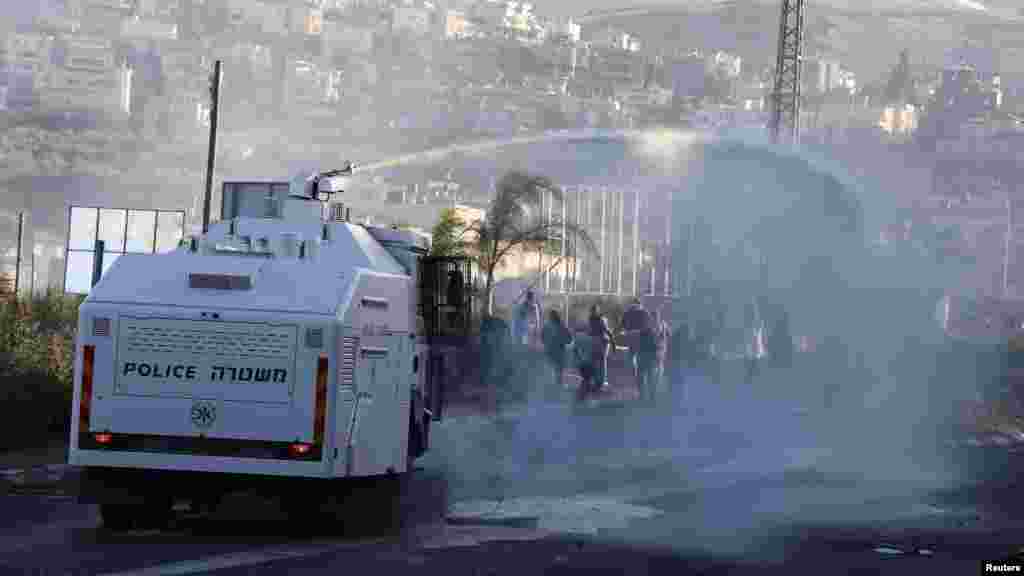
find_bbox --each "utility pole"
[13,212,23,295]
[769,0,805,144]
[201,60,223,234]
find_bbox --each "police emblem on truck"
[191,401,217,429]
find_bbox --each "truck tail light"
[313,355,328,446]
[79,345,95,432]
[289,443,312,457]
[94,432,112,445]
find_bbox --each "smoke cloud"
[426,129,979,561]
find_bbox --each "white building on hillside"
[546,17,581,44]
[393,4,431,36]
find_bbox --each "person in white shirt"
[744,300,766,384]
[512,290,541,346]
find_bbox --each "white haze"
[426,129,980,561]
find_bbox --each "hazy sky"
[6,0,1019,31]
[543,0,1021,20]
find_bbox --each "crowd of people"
[480,290,671,405]
[478,288,797,409]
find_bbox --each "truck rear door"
[74,305,333,472]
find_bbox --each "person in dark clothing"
[669,320,689,380]
[572,326,597,405]
[479,314,509,413]
[588,304,614,389]
[694,305,718,380]
[541,308,572,400]
[635,318,659,402]
[708,297,726,386]
[669,320,692,399]
[622,299,650,330]
[691,315,709,369]
[769,305,793,369]
[622,298,651,382]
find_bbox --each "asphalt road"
[3,372,1024,575]
[2,474,1021,576]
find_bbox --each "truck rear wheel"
[282,495,333,532]
[136,497,174,530]
[348,475,404,536]
[100,498,173,531]
[100,503,135,531]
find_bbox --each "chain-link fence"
[0,211,76,298]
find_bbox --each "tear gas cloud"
[427,128,983,560]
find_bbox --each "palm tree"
[463,170,597,315]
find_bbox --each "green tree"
[430,208,467,257]
[463,170,597,314]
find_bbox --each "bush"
[0,290,82,451]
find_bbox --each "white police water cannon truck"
[69,165,467,531]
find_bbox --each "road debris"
[446,496,662,536]
[873,545,904,555]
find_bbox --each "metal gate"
[418,255,475,344]
[418,256,475,422]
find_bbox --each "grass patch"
[0,289,83,453]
